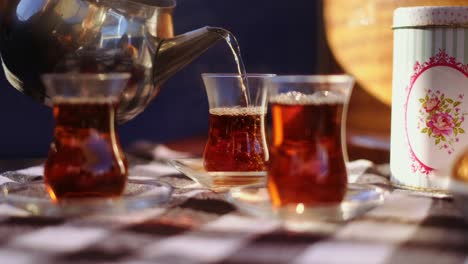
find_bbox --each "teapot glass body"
[0,0,226,122]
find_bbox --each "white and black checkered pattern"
[0,158,467,264]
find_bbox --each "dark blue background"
[0,0,320,158]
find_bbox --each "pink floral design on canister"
[426,112,454,136]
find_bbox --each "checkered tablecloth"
[0,155,467,264]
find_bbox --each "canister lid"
[393,6,468,28]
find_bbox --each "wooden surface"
[320,0,466,163]
[346,84,391,164]
[323,0,467,105]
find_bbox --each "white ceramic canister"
[391,6,468,193]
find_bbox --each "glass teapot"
[0,0,229,122]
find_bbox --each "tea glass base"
[169,158,266,191]
[0,178,173,217]
[226,183,388,225]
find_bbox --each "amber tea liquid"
[268,93,347,207]
[203,107,268,172]
[44,98,128,200]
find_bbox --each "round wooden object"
[324,0,467,105]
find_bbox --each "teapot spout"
[149,26,229,86]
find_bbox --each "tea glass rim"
[41,73,131,82]
[101,0,176,10]
[268,74,354,84]
[127,0,176,8]
[41,73,131,100]
[202,73,276,78]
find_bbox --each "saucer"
[169,158,266,191]
[0,178,173,217]
[226,183,387,223]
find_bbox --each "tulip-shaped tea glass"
[267,75,354,207]
[42,73,130,201]
[202,74,274,174]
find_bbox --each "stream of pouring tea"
[223,32,250,107]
